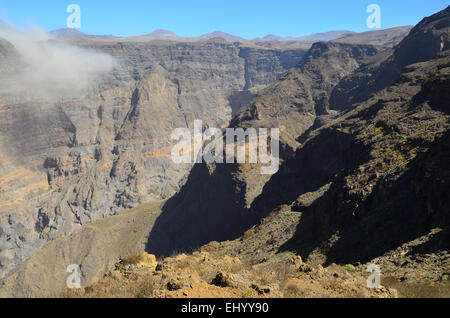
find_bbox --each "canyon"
[0,38,306,279]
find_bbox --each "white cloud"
[0,23,115,101]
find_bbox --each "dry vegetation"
[60,250,400,298]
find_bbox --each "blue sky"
[0,0,449,38]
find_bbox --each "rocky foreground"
[60,207,448,298]
[60,251,398,298]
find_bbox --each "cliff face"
[0,39,306,279]
[144,42,382,258]
[231,42,379,147]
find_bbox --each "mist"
[0,22,115,101]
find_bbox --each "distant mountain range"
[48,27,412,45]
[254,30,355,42]
[49,28,119,40]
[331,26,414,46]
[123,29,246,42]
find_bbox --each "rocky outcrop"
[57,251,397,298]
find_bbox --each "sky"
[0,0,449,38]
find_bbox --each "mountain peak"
[199,31,244,42]
[255,31,355,42]
[49,28,87,38]
[147,29,178,37]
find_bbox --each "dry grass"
[120,252,145,266]
[134,276,157,298]
[283,280,305,298]
[382,277,450,298]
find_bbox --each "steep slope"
[0,38,21,72]
[333,26,413,47]
[232,42,379,147]
[256,54,450,262]
[248,5,450,277]
[147,5,450,290]
[0,202,163,297]
[332,8,449,109]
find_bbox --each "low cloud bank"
[0,23,115,100]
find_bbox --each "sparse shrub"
[135,277,156,298]
[121,252,144,266]
[196,266,215,282]
[274,264,293,290]
[240,288,255,298]
[344,264,357,272]
[284,281,304,298]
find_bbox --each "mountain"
[125,29,182,41]
[49,28,119,40]
[333,26,413,46]
[198,31,245,42]
[49,27,410,46]
[146,29,178,38]
[259,34,283,41]
[296,30,355,41]
[234,4,450,284]
[127,30,245,43]
[254,27,412,47]
[49,28,87,38]
[254,31,353,42]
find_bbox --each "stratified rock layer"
[0,39,306,278]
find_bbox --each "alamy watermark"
[67,4,81,29]
[366,263,381,289]
[171,120,280,175]
[65,4,381,31]
[66,264,82,289]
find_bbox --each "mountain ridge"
[49,26,412,46]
